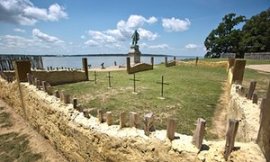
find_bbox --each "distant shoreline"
[0,54,174,57]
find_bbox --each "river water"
[43,56,196,68]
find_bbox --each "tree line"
[204,8,270,58]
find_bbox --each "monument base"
[128,45,141,65]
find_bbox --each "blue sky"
[0,0,269,56]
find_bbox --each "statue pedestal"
[128,45,141,65]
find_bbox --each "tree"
[204,13,246,58]
[240,9,270,53]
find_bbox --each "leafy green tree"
[204,13,246,58]
[240,9,270,53]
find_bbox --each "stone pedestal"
[128,45,141,65]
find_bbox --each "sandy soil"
[246,64,270,73]
[0,99,67,162]
[89,66,126,72]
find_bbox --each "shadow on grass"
[0,132,42,162]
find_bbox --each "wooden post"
[247,81,257,99]
[54,90,60,98]
[73,98,77,109]
[195,57,199,66]
[60,90,64,101]
[130,112,139,128]
[97,109,105,123]
[227,58,235,71]
[143,112,155,136]
[167,118,176,141]
[63,94,70,104]
[224,119,239,160]
[120,112,128,128]
[83,109,91,119]
[192,118,206,149]
[126,57,131,73]
[106,111,113,126]
[232,59,246,84]
[266,82,270,99]
[82,58,89,80]
[151,57,154,69]
[37,80,41,90]
[165,56,168,65]
[257,97,270,162]
[94,71,97,84]
[42,81,47,92]
[27,73,32,84]
[252,94,258,104]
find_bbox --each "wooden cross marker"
[156,75,169,99]
[129,73,140,93]
[107,72,112,88]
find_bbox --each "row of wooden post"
[46,66,81,71]
[27,71,240,160]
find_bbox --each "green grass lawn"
[243,69,270,98]
[55,63,227,138]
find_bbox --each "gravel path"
[246,64,270,73]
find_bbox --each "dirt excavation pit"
[0,99,67,162]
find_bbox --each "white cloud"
[88,30,117,43]
[120,15,158,29]
[14,28,25,33]
[137,28,158,41]
[140,43,169,49]
[162,17,191,32]
[32,28,63,43]
[0,35,34,48]
[185,43,199,49]
[85,15,158,48]
[0,0,67,25]
[148,44,169,49]
[84,39,99,47]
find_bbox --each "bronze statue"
[131,30,140,46]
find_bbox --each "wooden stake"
[224,119,239,160]
[63,94,70,104]
[97,109,105,123]
[192,118,206,149]
[130,112,139,128]
[54,90,60,98]
[252,94,258,104]
[167,118,176,141]
[73,98,77,109]
[247,81,257,99]
[120,112,128,128]
[106,111,113,126]
[143,112,155,136]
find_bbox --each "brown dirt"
[0,99,67,162]
[209,82,230,139]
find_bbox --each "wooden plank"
[192,118,206,149]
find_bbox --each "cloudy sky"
[0,0,269,56]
